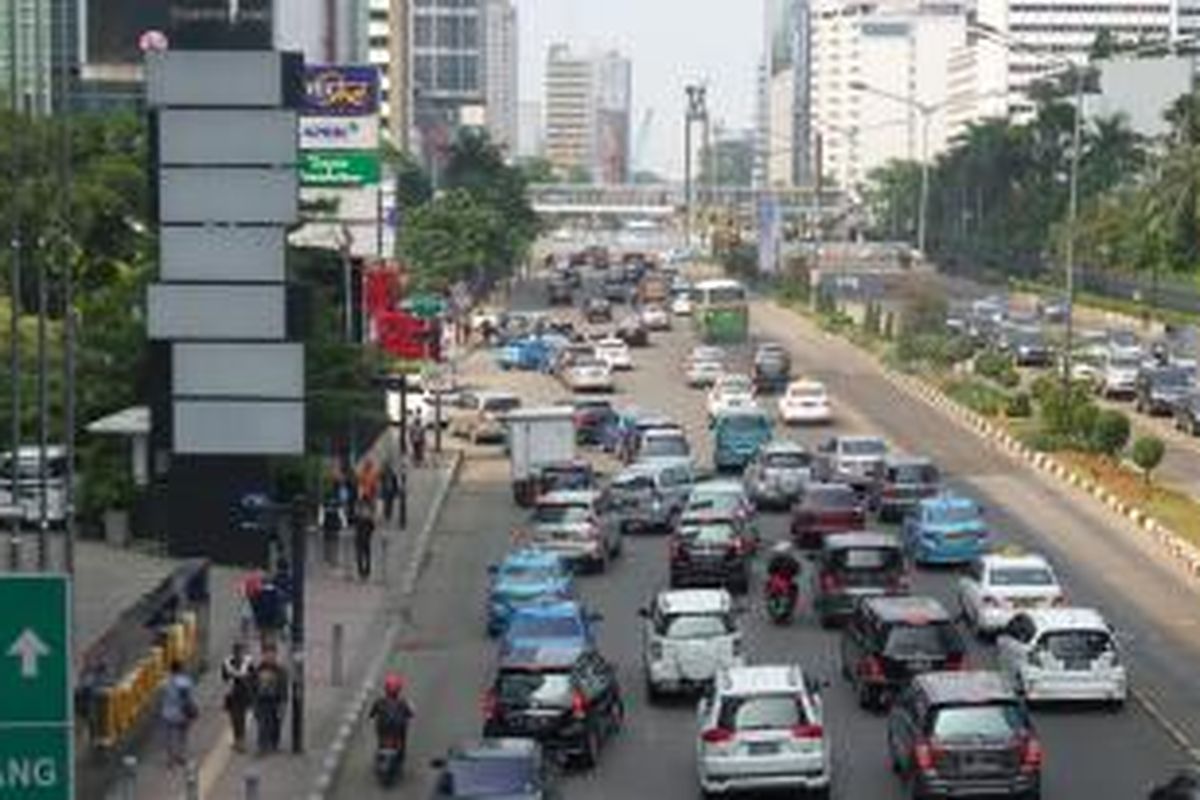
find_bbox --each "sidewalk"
[110,455,455,800]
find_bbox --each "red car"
[790,482,865,549]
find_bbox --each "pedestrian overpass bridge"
[529,183,847,219]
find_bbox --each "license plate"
[908,659,933,672]
[1064,658,1091,671]
[746,741,779,756]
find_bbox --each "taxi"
[902,492,987,565]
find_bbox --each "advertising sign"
[758,196,782,275]
[299,151,381,187]
[299,116,380,150]
[303,65,380,116]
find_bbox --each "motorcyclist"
[764,542,801,619]
[369,673,414,752]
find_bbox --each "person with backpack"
[251,644,289,754]
[161,660,197,767]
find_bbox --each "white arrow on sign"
[7,628,50,679]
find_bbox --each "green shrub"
[1006,392,1033,418]
[974,349,1014,383]
[1132,436,1166,483]
[945,379,1008,417]
[1030,374,1058,406]
[1089,409,1131,458]
[997,366,1021,388]
[1022,429,1069,452]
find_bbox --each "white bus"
[0,446,71,527]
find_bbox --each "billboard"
[300,116,380,150]
[303,65,381,116]
[299,151,381,187]
[758,196,782,275]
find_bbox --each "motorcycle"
[765,544,802,625]
[374,734,407,787]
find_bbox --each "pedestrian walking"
[251,644,289,754]
[160,660,197,768]
[320,491,344,565]
[409,414,426,467]
[220,642,254,752]
[354,500,376,579]
[357,457,380,507]
[380,461,399,524]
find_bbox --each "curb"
[307,450,465,800]
[873,359,1200,580]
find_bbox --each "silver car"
[696,665,832,797]
[743,440,813,509]
[601,458,695,533]
[527,490,621,573]
[640,589,744,700]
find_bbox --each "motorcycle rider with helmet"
[764,542,802,624]
[369,673,414,783]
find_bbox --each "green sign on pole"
[408,293,446,320]
[0,575,72,799]
[299,150,381,187]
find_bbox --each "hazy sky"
[517,0,762,179]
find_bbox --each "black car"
[547,279,573,306]
[887,671,1041,800]
[615,317,649,347]
[584,297,613,323]
[1007,329,1053,368]
[483,642,623,769]
[668,518,752,593]
[752,343,792,393]
[603,278,630,304]
[1174,391,1200,436]
[840,596,965,710]
[812,532,908,628]
[867,455,940,522]
[1137,366,1194,416]
[430,738,560,798]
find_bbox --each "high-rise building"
[544,44,595,178]
[0,0,78,113]
[365,0,411,149]
[483,0,517,155]
[543,44,632,183]
[412,0,485,167]
[810,0,967,195]
[763,0,812,187]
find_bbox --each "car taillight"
[861,655,885,682]
[792,723,824,739]
[1051,595,1066,607]
[1020,735,1044,771]
[882,486,898,498]
[571,689,588,719]
[820,571,840,593]
[944,652,966,671]
[670,538,687,561]
[481,689,498,720]
[701,727,734,744]
[914,739,941,773]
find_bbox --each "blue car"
[500,599,600,651]
[486,550,574,637]
[712,408,773,472]
[496,336,563,372]
[902,492,988,565]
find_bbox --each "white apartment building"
[809,0,967,195]
[367,0,411,146]
[483,0,519,155]
[544,45,633,182]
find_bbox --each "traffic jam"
[427,248,1148,799]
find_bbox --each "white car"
[958,552,1065,637]
[778,380,832,425]
[671,293,694,316]
[707,374,757,419]
[565,358,615,393]
[640,589,743,700]
[687,359,724,388]
[696,665,831,797]
[1098,352,1141,398]
[996,607,1127,707]
[817,434,888,479]
[595,336,633,371]
[640,303,671,330]
[638,427,692,462]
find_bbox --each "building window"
[415,17,433,47]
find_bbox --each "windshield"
[446,757,538,797]
[643,437,690,457]
[890,464,939,484]
[885,622,962,658]
[834,548,903,571]
[703,286,746,304]
[1040,629,1113,661]
[1155,369,1193,388]
[989,566,1055,587]
[788,385,825,400]
[843,439,887,456]
[507,615,583,640]
[719,377,752,393]
[496,670,572,707]
[1111,356,1140,370]
[541,469,591,491]
[532,504,590,525]
[718,695,807,731]
[662,613,734,639]
[483,397,520,413]
[680,523,737,545]
[806,488,858,510]
[931,704,1024,742]
[612,474,655,493]
[718,415,770,434]
[499,563,559,582]
[928,504,979,525]
[765,451,811,469]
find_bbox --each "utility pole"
[58,0,77,575]
[683,85,708,250]
[1062,64,1083,392]
[7,0,23,572]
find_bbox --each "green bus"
[693,279,749,343]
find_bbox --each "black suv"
[887,671,1042,800]
[752,344,792,393]
[812,532,908,628]
[483,642,623,769]
[547,278,573,306]
[867,455,941,522]
[1137,366,1194,416]
[669,518,753,593]
[840,596,966,709]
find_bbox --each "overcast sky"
[517,0,762,179]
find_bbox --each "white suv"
[996,607,1127,707]
[640,589,743,700]
[696,665,831,799]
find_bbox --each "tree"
[384,146,433,213]
[515,156,556,184]
[397,190,506,291]
[1090,409,1131,458]
[1131,436,1166,484]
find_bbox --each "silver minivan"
[601,458,695,534]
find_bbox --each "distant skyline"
[517,0,761,180]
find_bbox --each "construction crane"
[632,109,655,176]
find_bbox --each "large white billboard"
[148,284,286,340]
[173,400,304,455]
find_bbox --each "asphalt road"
[332,266,1199,799]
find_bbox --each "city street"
[332,269,1200,798]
